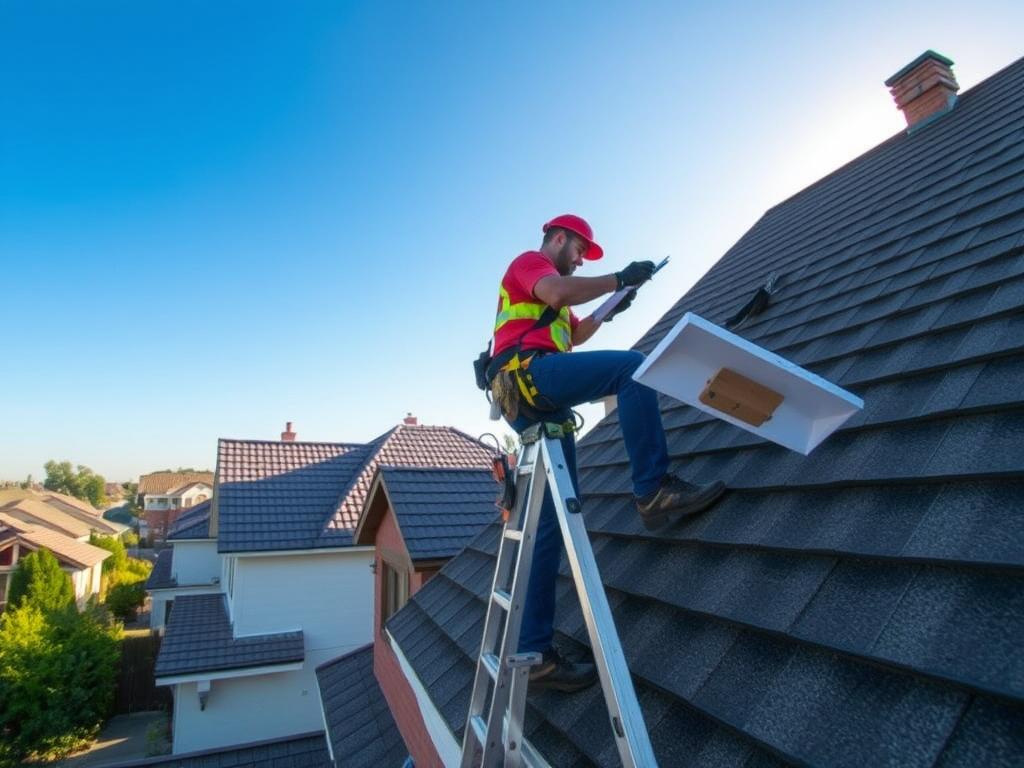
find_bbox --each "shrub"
[89,535,127,575]
[106,581,146,621]
[6,549,74,614]
[0,602,120,765]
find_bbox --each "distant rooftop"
[215,424,494,554]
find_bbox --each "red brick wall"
[373,506,445,767]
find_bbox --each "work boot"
[636,475,726,530]
[528,648,597,693]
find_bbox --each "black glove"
[615,260,656,289]
[604,289,637,322]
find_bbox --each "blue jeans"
[508,349,669,653]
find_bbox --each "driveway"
[57,711,169,767]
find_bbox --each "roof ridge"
[763,55,1024,221]
[379,465,495,474]
[217,436,368,449]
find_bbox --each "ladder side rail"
[459,442,539,768]
[459,529,517,768]
[541,438,658,768]
[480,445,550,767]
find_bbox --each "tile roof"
[215,439,371,553]
[97,731,331,768]
[358,467,500,561]
[145,549,175,590]
[386,55,1024,767]
[216,425,493,554]
[0,498,95,538]
[16,525,111,569]
[139,471,215,495]
[164,481,212,497]
[154,593,304,679]
[315,644,407,767]
[321,425,495,539]
[39,490,101,516]
[167,500,212,540]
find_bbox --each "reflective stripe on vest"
[494,286,572,352]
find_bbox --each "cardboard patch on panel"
[632,312,864,454]
[699,368,784,427]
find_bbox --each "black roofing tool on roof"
[725,272,779,329]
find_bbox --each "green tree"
[42,461,108,507]
[0,602,120,764]
[89,535,127,575]
[79,472,108,508]
[43,460,81,498]
[106,581,146,621]
[121,481,140,516]
[6,549,75,614]
[502,433,520,454]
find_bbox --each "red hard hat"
[542,214,604,261]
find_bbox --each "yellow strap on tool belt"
[490,352,550,421]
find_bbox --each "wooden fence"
[115,632,172,714]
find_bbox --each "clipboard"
[592,256,670,323]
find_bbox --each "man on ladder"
[485,213,727,692]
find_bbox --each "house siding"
[232,550,373,653]
[172,540,220,587]
[172,666,326,754]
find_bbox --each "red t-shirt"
[493,251,579,356]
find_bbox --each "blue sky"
[1,1,1021,483]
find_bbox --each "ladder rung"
[470,714,487,745]
[493,589,512,611]
[516,465,533,477]
[503,528,523,541]
[482,653,500,680]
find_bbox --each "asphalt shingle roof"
[145,548,175,590]
[386,55,1024,767]
[216,425,493,554]
[100,732,331,768]
[167,500,212,540]
[154,593,304,678]
[365,467,500,561]
[315,644,407,768]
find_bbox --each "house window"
[381,560,409,627]
[0,572,9,609]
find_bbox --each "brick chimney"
[403,413,418,426]
[281,421,297,441]
[885,50,959,132]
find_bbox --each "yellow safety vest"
[493,286,572,353]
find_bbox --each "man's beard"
[555,241,575,275]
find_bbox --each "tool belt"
[475,306,561,423]
[488,348,557,422]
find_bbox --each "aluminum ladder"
[459,421,657,767]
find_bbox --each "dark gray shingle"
[378,467,499,561]
[386,55,1024,766]
[168,500,212,540]
[145,548,175,590]
[315,645,407,768]
[155,593,303,678]
[96,731,330,768]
